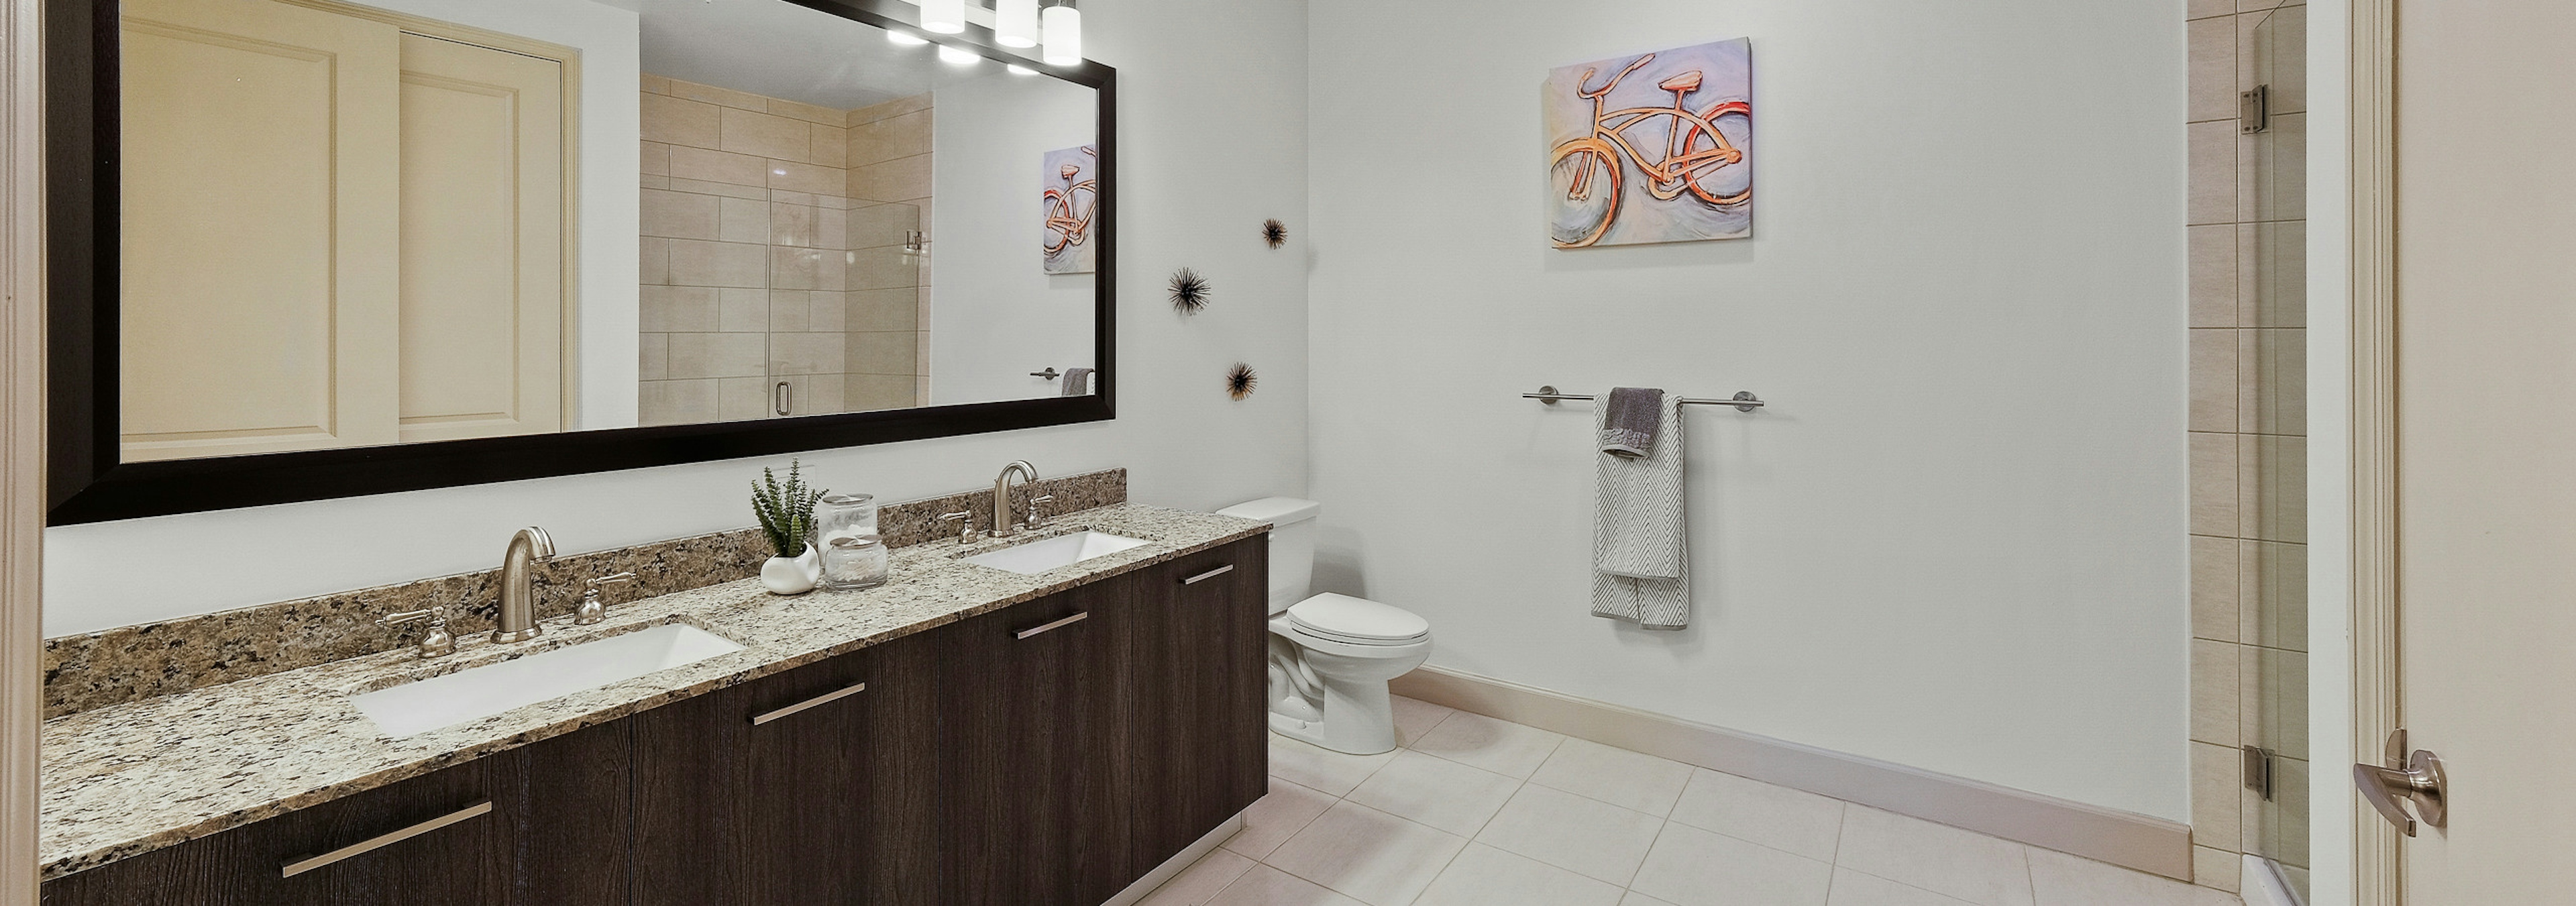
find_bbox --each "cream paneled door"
[396,34,566,442]
[2387,0,2576,901]
[118,0,400,461]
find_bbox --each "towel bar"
[1525,386,1765,413]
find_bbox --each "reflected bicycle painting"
[1042,144,1101,274]
[1544,38,1752,248]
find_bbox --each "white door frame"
[1,0,40,902]
[2338,0,2401,901]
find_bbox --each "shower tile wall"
[2186,1,2307,899]
[846,95,935,409]
[637,76,929,424]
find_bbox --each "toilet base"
[1264,657,1405,755]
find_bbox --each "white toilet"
[1216,497,1432,755]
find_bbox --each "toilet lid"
[1287,593,1429,644]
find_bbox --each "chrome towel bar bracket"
[1525,385,1766,413]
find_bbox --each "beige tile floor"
[1136,697,2243,906]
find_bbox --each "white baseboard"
[1099,811,1246,906]
[1390,665,2195,881]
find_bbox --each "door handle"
[774,381,792,416]
[2354,729,2447,836]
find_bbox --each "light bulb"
[996,0,1039,48]
[1006,64,1036,76]
[920,0,965,34]
[938,44,979,66]
[885,30,929,46]
[1041,3,1082,66]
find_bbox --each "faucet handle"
[378,606,456,658]
[573,572,638,625]
[938,511,979,546]
[1025,495,1056,530]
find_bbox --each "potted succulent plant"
[751,460,827,595]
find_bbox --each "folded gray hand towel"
[1061,368,1093,396]
[1600,387,1663,458]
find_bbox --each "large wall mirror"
[47,0,1116,523]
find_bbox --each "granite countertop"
[38,503,1268,881]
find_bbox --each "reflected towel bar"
[1525,386,1765,412]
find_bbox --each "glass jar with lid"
[814,493,877,548]
[820,534,889,591]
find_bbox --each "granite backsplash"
[40,468,1126,718]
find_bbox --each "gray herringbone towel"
[1060,368,1094,396]
[1600,387,1663,458]
[1592,391,1688,630]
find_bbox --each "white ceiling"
[594,0,1004,111]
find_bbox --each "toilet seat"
[1285,593,1429,646]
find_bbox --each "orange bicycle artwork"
[1042,144,1100,274]
[1544,38,1752,248]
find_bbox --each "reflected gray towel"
[1600,387,1663,458]
[1060,368,1093,396]
[1592,392,1688,630]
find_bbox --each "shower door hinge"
[2240,85,2270,134]
[2242,744,2274,801]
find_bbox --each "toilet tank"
[1214,497,1321,614]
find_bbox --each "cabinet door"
[633,635,941,906]
[1108,539,1271,882]
[940,591,1103,905]
[42,724,628,906]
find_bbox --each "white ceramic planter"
[760,544,822,595]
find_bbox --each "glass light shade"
[1041,4,1082,66]
[886,30,930,46]
[1006,64,1036,76]
[996,0,1040,48]
[938,44,980,66]
[920,0,966,34]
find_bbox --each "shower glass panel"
[2241,5,2310,902]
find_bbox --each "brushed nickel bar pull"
[280,800,492,878]
[1524,385,1766,412]
[1183,564,1235,585]
[1014,611,1089,640]
[751,681,869,726]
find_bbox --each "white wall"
[1305,0,2190,820]
[930,72,1099,405]
[2304,0,2355,900]
[356,0,644,431]
[42,0,1309,636]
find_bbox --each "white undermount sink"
[351,623,745,738]
[962,530,1149,574]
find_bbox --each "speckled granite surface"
[39,502,1264,881]
[41,469,1127,718]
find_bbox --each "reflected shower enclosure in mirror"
[46,0,1115,523]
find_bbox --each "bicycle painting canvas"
[1544,38,1753,248]
[1042,144,1101,274]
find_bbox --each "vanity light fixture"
[921,0,967,34]
[1006,63,1037,76]
[938,44,980,66]
[1041,0,1082,66]
[996,0,1040,48]
[886,30,930,46]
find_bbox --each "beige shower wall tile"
[847,288,918,331]
[2189,17,2238,123]
[810,123,847,167]
[641,140,671,177]
[767,96,843,125]
[641,188,719,240]
[848,203,919,249]
[2190,330,2238,432]
[669,145,771,187]
[2239,112,2306,223]
[772,246,841,291]
[848,93,931,126]
[2192,535,2241,642]
[849,154,931,203]
[665,176,767,201]
[849,331,917,375]
[722,107,813,161]
[848,109,933,166]
[718,196,769,244]
[769,290,811,332]
[2190,0,2235,18]
[718,288,768,333]
[640,238,668,285]
[2189,120,2239,225]
[2241,434,2306,542]
[667,332,767,379]
[2192,846,2240,893]
[2241,5,2308,116]
[2191,432,2241,537]
[2239,328,2305,436]
[771,160,846,195]
[2191,742,2242,852]
[2192,640,2241,747]
[640,379,716,425]
[641,285,718,332]
[794,374,847,415]
[638,333,667,381]
[770,332,846,375]
[666,239,768,288]
[847,373,918,411]
[668,78,769,111]
[849,246,919,290]
[716,376,771,421]
[640,72,672,95]
[2241,220,2306,328]
[2243,647,2309,760]
[2242,540,2308,652]
[2190,225,2238,328]
[641,93,720,147]
[808,291,847,332]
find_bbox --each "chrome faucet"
[991,460,1038,539]
[494,527,555,643]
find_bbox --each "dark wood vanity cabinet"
[42,536,1266,906]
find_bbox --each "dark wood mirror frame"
[43,0,1116,525]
